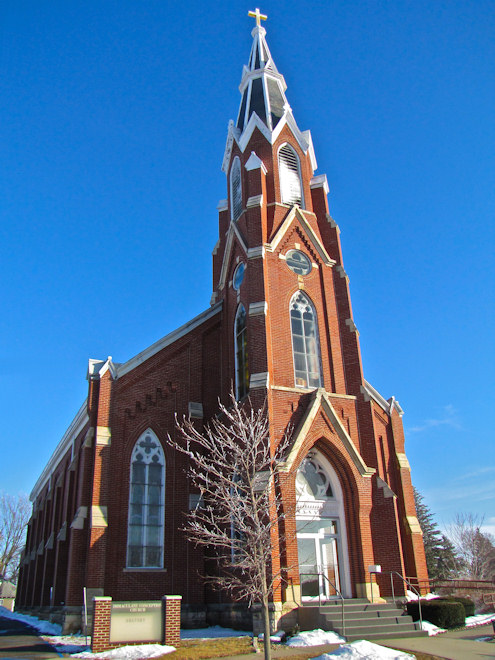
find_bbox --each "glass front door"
[297,519,341,601]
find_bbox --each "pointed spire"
[236,11,290,134]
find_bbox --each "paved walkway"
[222,624,495,659]
[0,614,62,659]
[378,623,495,660]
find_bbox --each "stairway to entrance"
[299,599,429,642]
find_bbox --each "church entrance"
[295,449,350,601]
[297,518,341,600]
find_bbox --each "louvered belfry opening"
[279,143,303,207]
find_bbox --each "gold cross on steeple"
[248,8,267,27]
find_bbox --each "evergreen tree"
[414,488,457,580]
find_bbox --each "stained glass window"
[290,291,322,388]
[235,304,249,400]
[127,430,165,568]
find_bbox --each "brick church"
[17,11,428,633]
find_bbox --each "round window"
[233,262,246,290]
[286,249,312,275]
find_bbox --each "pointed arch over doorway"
[296,449,351,600]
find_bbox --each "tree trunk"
[262,595,271,660]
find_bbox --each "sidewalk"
[220,624,495,660]
[378,623,495,660]
[0,614,62,659]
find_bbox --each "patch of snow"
[419,620,446,636]
[258,629,286,643]
[310,639,415,659]
[180,625,250,638]
[465,612,495,627]
[71,643,175,658]
[0,606,62,635]
[405,590,439,601]
[286,628,346,646]
[42,634,90,654]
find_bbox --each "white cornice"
[310,174,329,195]
[117,302,223,378]
[361,380,404,417]
[245,151,267,173]
[30,400,89,502]
[222,110,316,171]
[266,206,336,267]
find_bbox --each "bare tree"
[169,394,292,660]
[446,513,495,580]
[0,492,31,583]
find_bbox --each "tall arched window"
[235,304,249,400]
[290,291,322,389]
[127,430,165,568]
[230,157,243,221]
[278,143,303,207]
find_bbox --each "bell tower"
[212,9,428,614]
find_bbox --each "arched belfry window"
[230,157,243,221]
[290,291,322,389]
[278,143,303,207]
[235,304,249,400]
[127,430,165,568]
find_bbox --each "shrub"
[442,596,475,618]
[406,599,465,629]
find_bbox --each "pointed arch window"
[290,291,322,389]
[278,143,304,207]
[235,304,249,400]
[230,157,243,221]
[127,430,165,568]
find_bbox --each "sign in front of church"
[109,601,162,643]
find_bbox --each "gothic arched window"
[127,430,165,568]
[230,157,243,221]
[235,304,249,400]
[278,143,303,207]
[290,291,322,389]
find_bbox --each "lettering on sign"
[109,601,162,643]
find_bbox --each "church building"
[16,11,428,633]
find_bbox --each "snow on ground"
[181,625,250,638]
[286,629,346,646]
[419,620,446,636]
[465,612,495,627]
[0,605,62,635]
[310,639,415,659]
[71,643,175,658]
[406,590,439,601]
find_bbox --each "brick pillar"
[162,596,181,646]
[91,597,112,653]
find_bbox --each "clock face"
[286,249,312,275]
[233,262,246,290]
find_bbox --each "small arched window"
[127,430,165,568]
[290,291,322,389]
[230,157,243,221]
[235,304,249,400]
[278,143,303,207]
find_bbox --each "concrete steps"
[300,599,428,642]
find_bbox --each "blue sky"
[1,0,494,534]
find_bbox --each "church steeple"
[236,11,290,133]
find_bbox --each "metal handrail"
[299,572,345,637]
[390,571,423,631]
